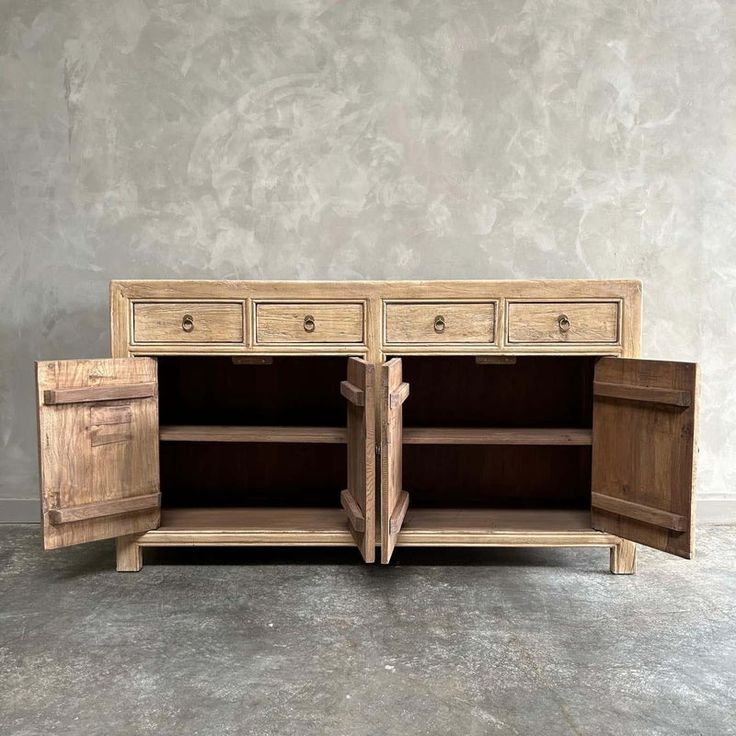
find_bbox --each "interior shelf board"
[396,508,618,546]
[402,427,593,445]
[138,507,354,546]
[159,425,348,444]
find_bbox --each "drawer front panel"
[507,301,619,344]
[255,302,365,344]
[133,302,244,343]
[385,302,496,344]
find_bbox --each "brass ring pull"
[303,315,316,333]
[558,314,571,333]
[434,315,446,334]
[181,314,195,333]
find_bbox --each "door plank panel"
[591,357,697,558]
[381,358,409,563]
[36,358,160,549]
[342,357,375,561]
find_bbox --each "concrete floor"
[0,526,734,736]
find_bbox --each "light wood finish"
[610,539,637,574]
[340,380,365,406]
[138,508,355,546]
[89,405,134,447]
[507,301,619,344]
[381,358,408,563]
[133,301,244,344]
[255,302,364,344]
[388,491,409,535]
[389,381,410,409]
[592,493,687,532]
[384,301,496,345]
[44,382,156,405]
[591,357,697,558]
[36,358,160,549]
[593,380,691,408]
[402,427,592,445]
[81,278,660,572]
[343,357,375,561]
[396,509,618,546]
[50,493,161,524]
[116,534,143,572]
[340,490,365,533]
[112,280,641,357]
[159,425,348,444]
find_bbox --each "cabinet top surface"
[112,278,642,287]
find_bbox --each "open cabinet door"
[340,357,376,562]
[591,357,697,558]
[380,358,410,563]
[36,358,161,550]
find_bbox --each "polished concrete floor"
[1,524,734,736]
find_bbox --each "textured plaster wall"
[1,0,735,521]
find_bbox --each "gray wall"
[1,0,735,522]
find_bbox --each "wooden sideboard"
[35,280,698,573]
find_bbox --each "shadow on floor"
[140,543,600,569]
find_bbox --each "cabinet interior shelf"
[136,507,616,548]
[159,425,349,443]
[402,427,592,445]
[159,425,592,446]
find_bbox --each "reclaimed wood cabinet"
[35,280,698,573]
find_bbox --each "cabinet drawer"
[507,301,619,344]
[133,302,244,343]
[385,302,496,344]
[255,302,365,344]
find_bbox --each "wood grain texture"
[255,302,364,344]
[340,380,365,406]
[36,358,160,549]
[610,539,637,574]
[44,382,156,405]
[507,301,619,344]
[116,534,143,572]
[49,492,160,524]
[380,358,407,563]
[344,357,375,561]
[591,357,697,558]
[384,302,496,344]
[138,507,355,546]
[402,427,593,445]
[593,381,691,407]
[388,490,409,534]
[98,279,656,565]
[591,492,687,531]
[159,425,348,443]
[340,489,365,532]
[112,280,641,357]
[389,382,410,409]
[133,302,244,343]
[110,281,130,358]
[396,509,618,546]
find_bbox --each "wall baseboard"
[2,496,735,524]
[697,495,736,524]
[0,499,40,523]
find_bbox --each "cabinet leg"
[116,535,143,572]
[610,540,637,574]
